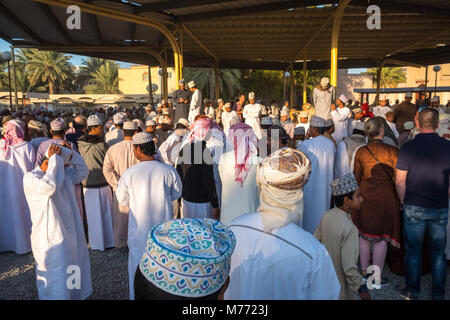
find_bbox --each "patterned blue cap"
[139,218,236,298]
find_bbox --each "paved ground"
[0,248,449,300]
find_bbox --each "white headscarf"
[256,148,311,232]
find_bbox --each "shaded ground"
[0,248,449,300]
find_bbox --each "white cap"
[133,132,153,145]
[310,116,326,128]
[50,117,65,131]
[177,118,189,127]
[217,99,223,104]
[320,77,329,87]
[188,80,196,88]
[431,96,440,102]
[123,120,138,130]
[405,92,413,98]
[403,121,414,130]
[325,118,334,127]
[280,110,289,117]
[145,120,156,126]
[113,112,127,124]
[248,92,255,100]
[87,115,103,127]
[379,94,386,101]
[338,94,348,104]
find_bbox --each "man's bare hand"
[48,144,61,158]
[213,208,220,220]
[60,141,71,149]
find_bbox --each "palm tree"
[0,61,9,90]
[241,70,284,102]
[24,49,73,94]
[366,67,406,88]
[78,57,109,88]
[83,61,120,94]
[183,67,241,100]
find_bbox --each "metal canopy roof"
[0,0,449,70]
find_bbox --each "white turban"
[256,148,311,232]
[248,92,255,100]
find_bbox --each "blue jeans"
[403,205,448,299]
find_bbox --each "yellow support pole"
[303,58,307,105]
[330,0,351,89]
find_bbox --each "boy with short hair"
[315,173,370,300]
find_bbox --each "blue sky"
[1,38,367,73]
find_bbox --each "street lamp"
[283,71,290,101]
[433,65,441,97]
[1,52,12,107]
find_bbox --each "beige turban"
[28,120,48,136]
[256,148,311,232]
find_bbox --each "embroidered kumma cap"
[139,218,236,298]
[113,112,127,124]
[310,116,326,128]
[331,173,359,196]
[123,120,138,130]
[87,115,103,127]
[132,132,153,145]
[50,117,65,131]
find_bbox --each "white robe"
[105,128,124,147]
[387,121,400,138]
[299,136,335,234]
[83,186,114,251]
[0,141,35,254]
[23,152,92,300]
[218,151,261,225]
[334,138,365,179]
[331,107,351,144]
[116,160,182,299]
[158,132,184,166]
[243,103,263,139]
[224,212,341,300]
[188,89,202,124]
[181,199,213,219]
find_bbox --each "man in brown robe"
[393,92,418,134]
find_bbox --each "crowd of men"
[0,76,449,301]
